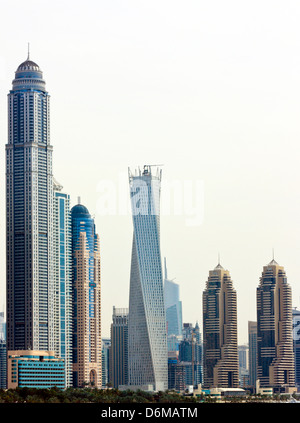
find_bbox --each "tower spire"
[27,42,30,60]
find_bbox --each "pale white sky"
[1,0,300,345]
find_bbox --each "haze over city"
[1,0,300,346]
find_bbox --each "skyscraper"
[0,312,6,341]
[127,165,168,391]
[0,312,6,388]
[164,257,182,338]
[6,54,55,352]
[71,201,101,388]
[53,179,72,387]
[202,262,239,388]
[292,308,300,390]
[238,344,249,387]
[101,338,111,388]
[256,259,295,391]
[178,323,203,388]
[110,307,128,388]
[248,321,257,388]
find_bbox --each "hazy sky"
[1,0,300,345]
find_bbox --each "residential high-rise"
[0,312,5,341]
[292,308,300,390]
[248,321,257,388]
[53,179,72,387]
[71,201,101,388]
[178,323,203,388]
[110,307,128,388]
[127,165,168,391]
[101,338,111,388]
[168,353,185,392]
[238,344,249,387]
[202,262,239,388]
[164,257,182,338]
[0,340,6,389]
[0,312,6,389]
[6,54,55,352]
[256,259,295,391]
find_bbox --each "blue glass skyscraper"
[164,258,182,337]
[6,54,55,352]
[128,165,168,391]
[53,179,72,387]
[71,201,102,388]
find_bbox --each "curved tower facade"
[128,166,168,391]
[202,263,239,388]
[6,55,54,351]
[71,202,101,388]
[256,259,295,390]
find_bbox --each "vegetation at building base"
[0,387,299,403]
[0,387,198,403]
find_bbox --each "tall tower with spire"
[6,53,54,351]
[202,261,239,388]
[256,258,295,391]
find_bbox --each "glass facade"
[0,341,7,389]
[293,309,300,389]
[248,321,257,388]
[128,166,168,391]
[164,258,183,339]
[110,307,128,388]
[53,181,72,387]
[6,57,54,352]
[8,352,64,389]
[101,338,111,388]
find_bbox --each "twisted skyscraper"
[128,165,168,391]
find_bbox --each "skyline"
[1,1,300,346]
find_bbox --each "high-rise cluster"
[3,54,299,395]
[5,54,101,389]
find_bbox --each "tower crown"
[12,56,46,92]
[17,59,40,72]
[71,204,91,219]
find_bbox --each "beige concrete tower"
[257,259,295,392]
[203,262,239,388]
[71,203,101,388]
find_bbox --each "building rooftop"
[71,203,91,218]
[17,59,40,72]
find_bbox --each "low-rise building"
[7,350,65,389]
